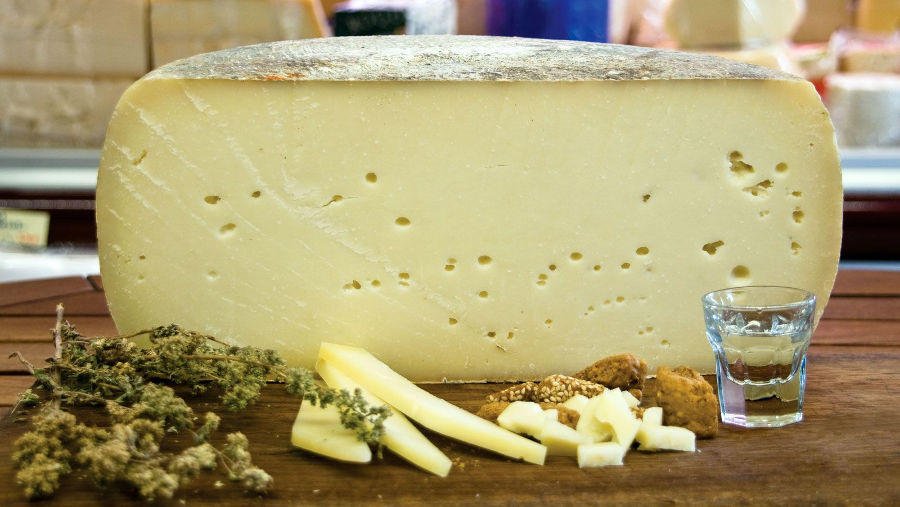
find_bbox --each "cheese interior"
[97,77,841,381]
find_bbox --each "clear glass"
[702,286,816,428]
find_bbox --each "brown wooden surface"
[0,273,898,505]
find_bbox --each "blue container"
[487,0,611,42]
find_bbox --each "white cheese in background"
[96,36,842,381]
[827,73,900,147]
[0,76,132,148]
[150,0,330,67]
[665,0,805,49]
[0,0,148,77]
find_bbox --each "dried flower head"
[9,309,389,501]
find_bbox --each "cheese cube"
[496,401,546,437]
[561,394,590,415]
[150,0,330,67]
[575,396,614,443]
[641,406,664,427]
[593,389,641,448]
[96,36,842,381]
[0,76,132,148]
[539,420,592,457]
[577,442,627,467]
[0,0,148,77]
[636,424,696,452]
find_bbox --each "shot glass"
[702,286,816,428]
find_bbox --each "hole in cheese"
[776,162,788,173]
[570,252,583,261]
[219,223,236,235]
[251,190,261,198]
[702,240,724,255]
[395,216,411,226]
[793,208,804,223]
[729,151,755,176]
[731,265,751,280]
[204,195,221,204]
[365,172,377,183]
[743,179,774,197]
[636,246,650,256]
[478,255,492,265]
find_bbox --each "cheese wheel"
[96,36,842,381]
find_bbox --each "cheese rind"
[97,36,842,381]
[315,358,452,477]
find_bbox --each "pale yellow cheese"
[150,0,330,67]
[538,420,592,457]
[0,76,132,148]
[290,400,372,463]
[96,36,842,381]
[635,423,696,452]
[665,0,805,49]
[315,358,451,477]
[317,342,547,465]
[577,442,626,467]
[704,44,802,74]
[0,0,148,77]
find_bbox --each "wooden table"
[1,272,898,505]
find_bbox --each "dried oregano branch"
[9,305,389,501]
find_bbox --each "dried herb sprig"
[10,305,389,501]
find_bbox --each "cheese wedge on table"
[315,358,452,477]
[317,342,547,465]
[96,36,842,381]
[291,399,372,463]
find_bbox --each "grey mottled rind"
[145,35,798,83]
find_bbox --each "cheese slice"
[0,76,132,148]
[0,0,148,77]
[150,0,330,67]
[315,358,452,477]
[665,0,804,49]
[96,36,842,380]
[316,342,547,465]
[291,399,372,463]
